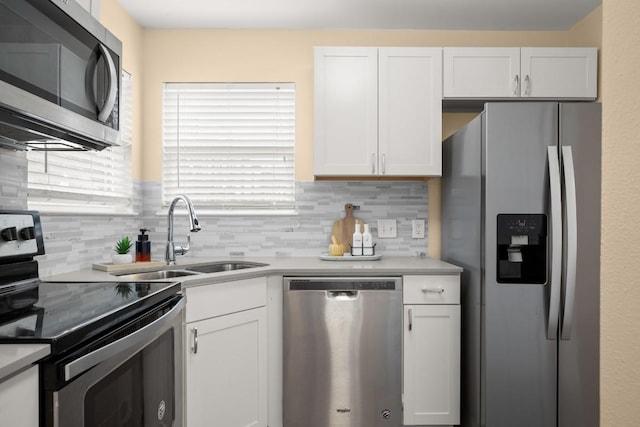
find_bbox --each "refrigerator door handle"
[547,146,562,340]
[561,146,578,340]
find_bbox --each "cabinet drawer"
[403,275,460,304]
[186,276,267,323]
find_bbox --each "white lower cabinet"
[403,275,461,426]
[0,366,39,427]
[184,277,268,427]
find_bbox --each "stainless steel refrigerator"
[441,102,600,427]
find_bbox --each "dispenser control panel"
[496,214,547,284]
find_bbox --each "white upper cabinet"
[520,47,598,98]
[314,46,443,177]
[313,47,378,176]
[443,47,597,99]
[443,47,521,98]
[379,48,442,176]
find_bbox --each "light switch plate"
[377,219,397,238]
[412,219,425,239]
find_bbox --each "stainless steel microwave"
[0,0,122,151]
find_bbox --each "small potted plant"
[112,236,133,264]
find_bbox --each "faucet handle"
[174,233,191,257]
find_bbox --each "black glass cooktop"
[0,280,181,355]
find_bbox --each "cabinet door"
[0,366,39,427]
[313,47,378,176]
[443,47,520,98]
[403,304,461,425]
[520,47,597,99]
[185,307,268,427]
[379,47,443,176]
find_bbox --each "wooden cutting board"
[332,204,364,249]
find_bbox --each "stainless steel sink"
[185,261,268,274]
[115,269,200,281]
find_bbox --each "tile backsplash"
[1,153,428,276]
[141,181,428,260]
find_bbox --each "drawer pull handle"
[422,288,445,294]
[191,327,198,354]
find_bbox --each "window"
[27,71,134,214]
[162,83,296,214]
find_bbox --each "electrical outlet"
[377,219,397,238]
[412,219,425,239]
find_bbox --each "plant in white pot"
[112,236,133,264]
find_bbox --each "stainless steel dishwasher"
[283,276,402,427]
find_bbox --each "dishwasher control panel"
[285,277,402,291]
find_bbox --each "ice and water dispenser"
[496,214,547,284]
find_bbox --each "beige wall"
[99,0,144,179]
[600,1,640,425]
[139,30,568,183]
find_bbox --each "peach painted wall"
[138,29,568,182]
[99,0,144,179]
[600,1,640,425]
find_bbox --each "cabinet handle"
[371,153,376,174]
[191,327,198,354]
[513,74,519,95]
[524,74,531,96]
[408,308,413,332]
[381,154,386,175]
[421,288,445,294]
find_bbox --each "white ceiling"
[117,0,601,31]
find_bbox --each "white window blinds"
[27,71,134,214]
[162,83,296,213]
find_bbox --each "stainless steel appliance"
[0,210,184,427]
[0,0,121,151]
[441,102,601,427]
[283,276,402,427]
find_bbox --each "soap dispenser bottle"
[352,223,363,256]
[135,229,151,262]
[362,223,373,256]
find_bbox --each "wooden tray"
[92,260,166,272]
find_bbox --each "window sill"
[155,209,298,217]
[29,206,139,217]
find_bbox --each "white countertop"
[0,344,50,382]
[0,256,460,380]
[45,255,463,288]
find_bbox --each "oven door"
[47,296,184,427]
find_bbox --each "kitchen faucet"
[165,195,201,265]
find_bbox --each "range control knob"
[1,227,18,242]
[20,226,36,240]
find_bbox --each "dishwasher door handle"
[326,290,359,300]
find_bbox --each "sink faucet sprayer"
[166,195,201,265]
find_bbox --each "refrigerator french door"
[441,102,600,427]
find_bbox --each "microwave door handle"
[97,43,117,123]
[547,146,562,340]
[85,45,99,108]
[560,146,578,340]
[63,297,185,382]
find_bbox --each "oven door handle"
[63,297,185,382]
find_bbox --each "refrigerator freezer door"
[483,103,557,427]
[557,102,600,427]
